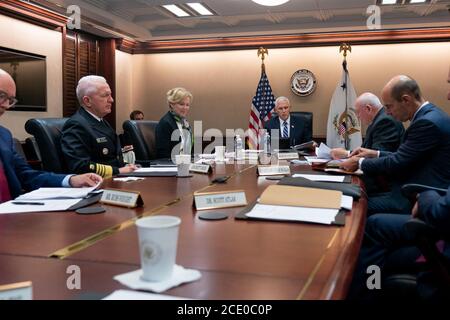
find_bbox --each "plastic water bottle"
[235,135,244,160]
[263,131,271,154]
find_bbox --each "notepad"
[15,182,100,200]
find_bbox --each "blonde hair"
[167,87,193,106]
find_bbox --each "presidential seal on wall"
[290,69,317,96]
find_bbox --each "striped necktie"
[282,121,289,138]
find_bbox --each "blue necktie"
[282,121,288,138]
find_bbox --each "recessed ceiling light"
[186,3,214,16]
[380,0,398,4]
[162,4,191,17]
[252,0,291,7]
[409,0,427,3]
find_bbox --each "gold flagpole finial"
[257,47,268,72]
[257,47,268,62]
[339,43,351,60]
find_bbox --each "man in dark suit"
[264,96,311,148]
[61,76,137,178]
[348,185,450,300]
[331,92,404,159]
[0,69,101,203]
[341,75,450,214]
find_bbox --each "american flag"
[248,70,276,149]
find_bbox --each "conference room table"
[0,159,367,300]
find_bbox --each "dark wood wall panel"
[63,31,115,128]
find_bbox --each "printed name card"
[257,165,291,176]
[0,281,32,300]
[277,152,299,160]
[194,190,247,211]
[189,163,211,174]
[100,188,144,208]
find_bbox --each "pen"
[12,202,45,205]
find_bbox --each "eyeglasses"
[0,91,18,107]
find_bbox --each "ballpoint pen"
[12,202,45,205]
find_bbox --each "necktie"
[0,159,11,203]
[283,121,289,138]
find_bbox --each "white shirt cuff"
[62,175,74,187]
[358,157,365,170]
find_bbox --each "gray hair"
[76,75,108,106]
[356,92,383,109]
[275,96,290,107]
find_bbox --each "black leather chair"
[290,111,313,140]
[24,118,68,173]
[122,120,158,161]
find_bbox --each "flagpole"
[257,46,268,74]
[339,43,351,150]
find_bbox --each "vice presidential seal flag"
[248,69,276,149]
[326,61,362,150]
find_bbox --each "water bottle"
[263,131,271,154]
[235,135,244,160]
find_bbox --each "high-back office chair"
[122,120,158,161]
[290,111,313,140]
[271,111,313,140]
[382,184,450,300]
[24,118,68,173]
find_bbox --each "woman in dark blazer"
[155,87,193,159]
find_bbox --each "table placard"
[100,188,144,208]
[257,165,291,176]
[0,281,32,300]
[189,163,212,174]
[277,152,299,160]
[194,190,247,211]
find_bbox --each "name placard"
[100,188,144,208]
[257,165,291,176]
[189,163,212,174]
[194,190,247,211]
[277,152,299,160]
[0,281,32,300]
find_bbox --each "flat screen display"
[0,47,47,112]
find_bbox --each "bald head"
[0,68,17,117]
[381,75,425,122]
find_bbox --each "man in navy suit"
[348,68,450,301]
[340,75,450,214]
[264,96,311,148]
[0,69,101,203]
[330,92,404,159]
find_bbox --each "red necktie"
[0,160,12,203]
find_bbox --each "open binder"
[235,185,347,226]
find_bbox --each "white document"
[103,290,190,300]
[304,156,329,164]
[113,177,145,182]
[315,143,332,159]
[135,167,178,173]
[0,199,81,215]
[15,182,100,200]
[290,160,310,165]
[292,174,345,183]
[246,204,339,225]
[341,195,353,211]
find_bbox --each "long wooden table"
[0,161,366,300]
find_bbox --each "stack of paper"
[0,183,101,215]
[244,185,352,225]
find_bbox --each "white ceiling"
[32,0,450,41]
